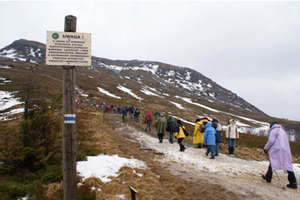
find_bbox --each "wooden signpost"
[46,15,91,200]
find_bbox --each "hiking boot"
[262,175,271,183]
[286,183,298,189]
[205,151,209,156]
[210,155,215,159]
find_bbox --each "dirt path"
[108,113,300,200]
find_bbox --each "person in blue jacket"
[121,107,127,122]
[204,122,216,159]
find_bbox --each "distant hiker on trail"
[204,122,216,159]
[128,105,132,118]
[166,116,176,144]
[227,116,231,125]
[130,106,135,119]
[226,119,239,156]
[121,107,127,122]
[154,111,161,120]
[153,114,167,143]
[134,108,140,122]
[193,118,202,148]
[175,120,186,152]
[144,111,152,132]
[262,122,298,189]
[212,118,222,156]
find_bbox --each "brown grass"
[73,106,243,200]
[43,182,63,200]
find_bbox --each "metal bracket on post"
[130,186,137,200]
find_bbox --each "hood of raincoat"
[205,122,212,128]
[212,118,218,123]
[168,116,175,122]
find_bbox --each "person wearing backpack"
[134,108,140,122]
[212,118,222,156]
[166,116,177,144]
[175,120,186,152]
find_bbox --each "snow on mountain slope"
[91,56,263,114]
[1,39,299,140]
[0,39,45,63]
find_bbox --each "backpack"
[200,124,206,132]
[216,123,222,131]
[180,126,189,137]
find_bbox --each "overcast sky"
[1,1,300,121]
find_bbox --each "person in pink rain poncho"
[262,122,298,189]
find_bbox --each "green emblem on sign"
[52,33,59,39]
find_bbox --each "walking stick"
[274,170,286,190]
[265,150,285,190]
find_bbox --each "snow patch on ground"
[0,65,12,69]
[140,87,161,97]
[97,87,121,99]
[97,62,159,75]
[171,115,195,125]
[169,101,186,110]
[177,96,220,113]
[0,90,23,112]
[117,85,143,101]
[77,154,147,183]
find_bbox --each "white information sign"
[46,31,91,66]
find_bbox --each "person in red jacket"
[145,111,152,132]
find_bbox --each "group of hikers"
[143,110,187,152]
[122,109,298,189]
[142,110,240,158]
[76,99,298,189]
[120,105,141,122]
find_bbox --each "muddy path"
[107,113,300,200]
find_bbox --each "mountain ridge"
[0,39,267,114]
[1,39,300,141]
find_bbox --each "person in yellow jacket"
[175,120,186,152]
[193,119,202,148]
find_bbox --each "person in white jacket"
[226,119,239,156]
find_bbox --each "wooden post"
[63,15,77,200]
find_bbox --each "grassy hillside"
[0,58,300,199]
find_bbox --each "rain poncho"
[264,124,294,173]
